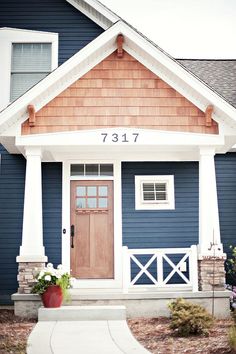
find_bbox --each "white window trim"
[0,27,58,111]
[135,175,175,210]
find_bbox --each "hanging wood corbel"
[116,34,124,58]
[205,105,213,127]
[27,104,36,127]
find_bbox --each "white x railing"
[122,245,198,292]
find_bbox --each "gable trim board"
[1,21,236,152]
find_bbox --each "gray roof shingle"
[177,60,236,108]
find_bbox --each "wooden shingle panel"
[22,51,218,135]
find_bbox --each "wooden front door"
[70,180,114,279]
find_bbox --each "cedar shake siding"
[22,52,218,135]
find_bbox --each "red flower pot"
[41,285,63,308]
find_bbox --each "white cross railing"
[122,245,198,292]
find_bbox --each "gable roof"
[178,60,236,109]
[1,19,236,138]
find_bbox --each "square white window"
[135,175,175,210]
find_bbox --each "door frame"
[62,159,122,289]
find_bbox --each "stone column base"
[198,257,225,291]
[17,262,45,294]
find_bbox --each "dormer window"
[11,43,52,101]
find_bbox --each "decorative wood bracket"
[116,34,124,58]
[27,104,36,127]
[205,105,213,127]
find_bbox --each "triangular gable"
[1,21,236,140]
[22,51,218,135]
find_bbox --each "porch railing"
[122,245,198,292]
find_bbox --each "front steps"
[38,305,126,321]
[12,289,231,319]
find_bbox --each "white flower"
[44,275,51,281]
[38,270,45,279]
[57,264,63,270]
[47,263,53,269]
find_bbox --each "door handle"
[71,225,75,248]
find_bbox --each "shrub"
[229,325,236,352]
[168,298,213,336]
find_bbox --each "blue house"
[0,0,235,317]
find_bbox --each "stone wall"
[198,257,225,291]
[17,262,45,294]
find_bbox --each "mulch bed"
[0,310,36,354]
[128,317,234,354]
[0,309,234,354]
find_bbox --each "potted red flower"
[31,263,75,308]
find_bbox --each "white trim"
[62,158,123,289]
[66,0,119,29]
[135,175,175,210]
[0,27,58,112]
[1,21,236,146]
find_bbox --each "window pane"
[87,198,97,208]
[76,198,86,208]
[76,186,86,196]
[85,164,98,176]
[155,183,166,192]
[100,164,113,176]
[10,73,48,101]
[87,186,97,196]
[143,192,155,201]
[12,43,51,72]
[71,165,84,176]
[143,183,155,192]
[156,192,167,201]
[98,186,108,196]
[99,198,108,208]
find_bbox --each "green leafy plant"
[226,245,236,286]
[168,298,213,336]
[31,263,75,301]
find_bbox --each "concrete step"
[38,305,126,321]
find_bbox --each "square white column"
[17,147,47,262]
[198,147,225,258]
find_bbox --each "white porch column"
[17,147,47,262]
[198,148,226,292]
[198,147,224,257]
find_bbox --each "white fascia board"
[15,128,225,148]
[1,21,236,138]
[66,0,119,29]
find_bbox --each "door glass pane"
[98,198,108,208]
[87,198,97,208]
[76,198,86,208]
[71,164,84,176]
[76,186,86,196]
[85,164,98,175]
[87,186,97,196]
[100,164,113,176]
[98,186,108,196]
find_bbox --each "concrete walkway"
[27,306,150,354]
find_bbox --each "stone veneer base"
[198,258,226,291]
[12,290,230,319]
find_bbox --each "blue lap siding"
[0,0,103,65]
[0,146,62,304]
[122,162,199,249]
[215,153,236,256]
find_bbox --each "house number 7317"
[101,133,139,143]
